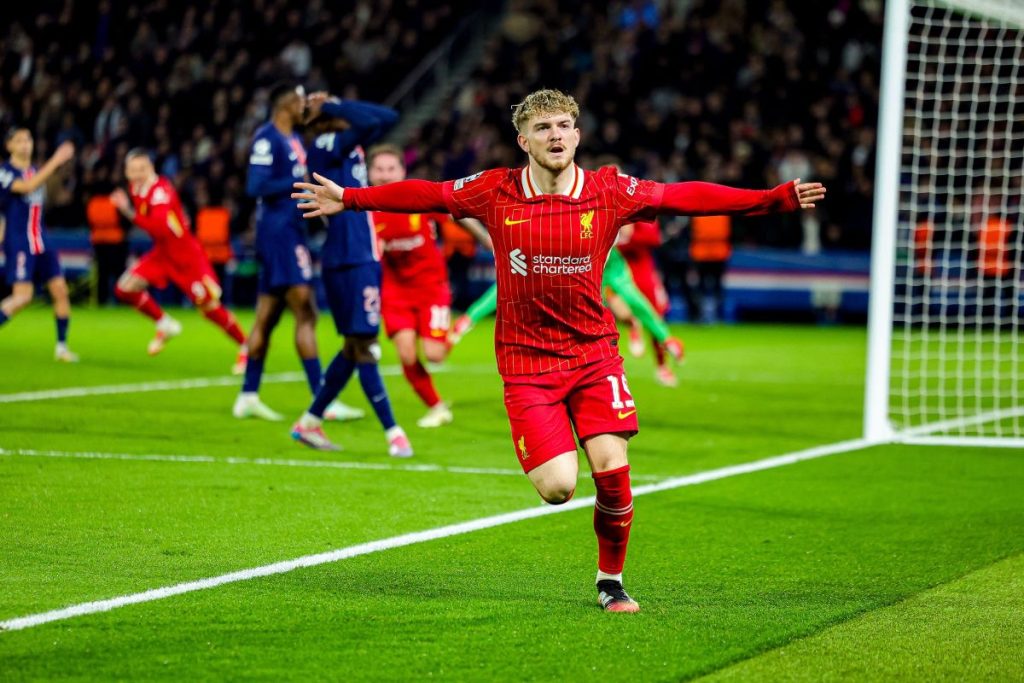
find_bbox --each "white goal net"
[866,0,1024,446]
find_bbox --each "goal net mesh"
[890,0,1024,439]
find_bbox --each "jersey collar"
[521,164,585,200]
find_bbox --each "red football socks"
[653,337,666,366]
[593,465,634,574]
[402,359,441,408]
[116,286,163,321]
[203,305,246,344]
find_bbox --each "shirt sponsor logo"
[509,248,593,276]
[382,235,426,252]
[510,248,528,276]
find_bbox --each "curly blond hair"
[511,89,580,133]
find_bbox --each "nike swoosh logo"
[617,409,637,420]
[504,217,530,226]
[619,519,632,527]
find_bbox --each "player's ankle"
[596,570,623,585]
[298,412,322,429]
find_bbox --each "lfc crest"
[580,210,594,239]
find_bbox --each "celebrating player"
[289,93,414,456]
[367,144,455,428]
[293,89,826,611]
[110,149,247,368]
[0,129,78,361]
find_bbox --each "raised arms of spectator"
[8,142,75,195]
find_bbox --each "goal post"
[865,0,1024,447]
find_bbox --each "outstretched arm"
[656,179,825,217]
[293,173,448,218]
[10,142,75,195]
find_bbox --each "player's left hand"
[293,173,345,218]
[304,91,329,123]
[793,179,826,209]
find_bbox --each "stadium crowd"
[0,0,881,252]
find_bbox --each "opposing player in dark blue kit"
[233,83,360,421]
[290,92,413,457]
[0,128,78,362]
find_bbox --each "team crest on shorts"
[580,210,594,239]
[517,435,529,460]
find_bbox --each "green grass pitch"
[0,306,1021,681]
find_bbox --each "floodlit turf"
[1,306,1021,680]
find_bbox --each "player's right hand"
[303,91,329,123]
[293,173,346,218]
[53,141,75,165]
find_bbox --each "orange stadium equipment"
[439,216,476,260]
[690,215,732,263]
[979,216,1012,278]
[196,206,233,265]
[87,195,123,245]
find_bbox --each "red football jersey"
[373,211,449,299]
[440,165,664,376]
[129,176,199,250]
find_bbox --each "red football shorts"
[131,247,222,306]
[382,284,452,341]
[502,354,639,473]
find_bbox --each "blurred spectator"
[0,0,473,233]
[1,1,883,255]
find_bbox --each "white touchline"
[0,437,873,633]
[0,447,664,482]
[0,365,497,405]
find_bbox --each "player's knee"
[347,338,381,364]
[396,344,418,367]
[9,291,33,311]
[539,481,577,505]
[422,343,447,365]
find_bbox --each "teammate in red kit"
[368,144,455,428]
[111,149,247,370]
[615,219,676,386]
[293,89,826,612]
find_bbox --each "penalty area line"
[0,437,873,633]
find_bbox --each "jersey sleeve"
[440,169,506,221]
[246,136,293,198]
[0,165,14,205]
[612,172,666,224]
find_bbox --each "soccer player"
[110,149,247,368]
[289,93,414,456]
[233,82,356,422]
[293,89,825,611]
[367,144,454,428]
[615,220,676,385]
[0,129,78,361]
